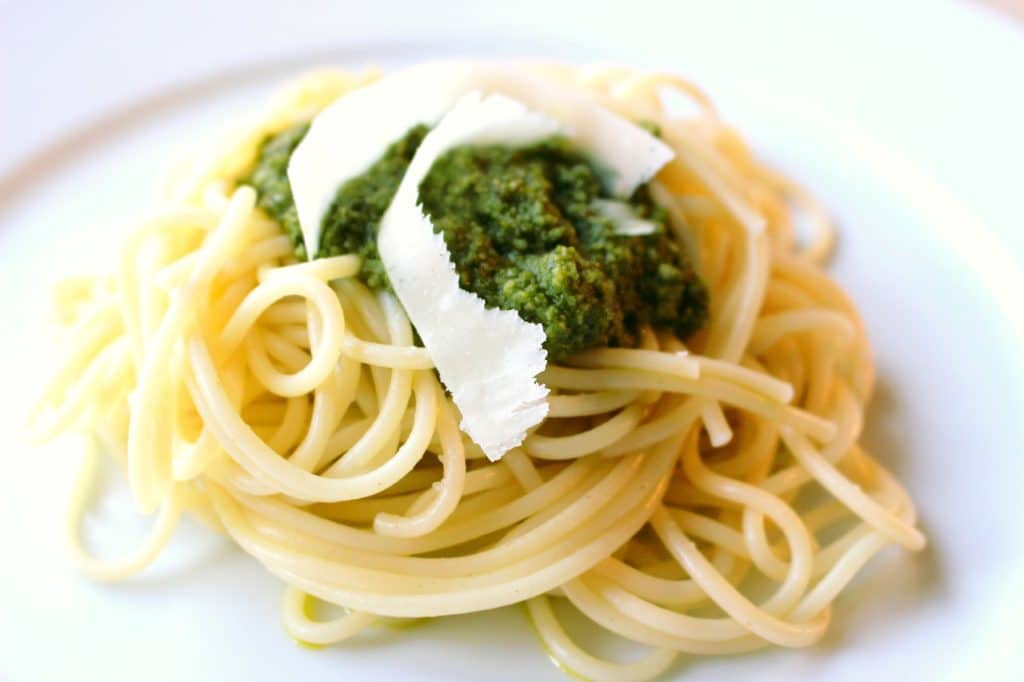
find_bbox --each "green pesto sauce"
[245,124,707,360]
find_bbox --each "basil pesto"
[246,124,708,360]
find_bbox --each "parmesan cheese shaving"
[288,61,675,256]
[378,92,561,460]
[593,199,658,236]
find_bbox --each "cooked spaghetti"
[28,62,925,681]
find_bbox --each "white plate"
[2,2,1023,680]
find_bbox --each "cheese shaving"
[378,92,562,460]
[593,199,658,236]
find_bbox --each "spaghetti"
[29,63,924,681]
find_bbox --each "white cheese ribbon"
[378,92,560,460]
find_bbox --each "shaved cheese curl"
[378,93,564,460]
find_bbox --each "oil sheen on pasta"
[246,123,708,360]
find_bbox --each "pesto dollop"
[246,124,707,360]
